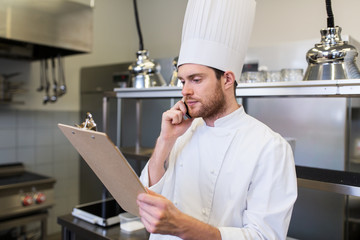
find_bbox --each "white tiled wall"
[0,109,80,235]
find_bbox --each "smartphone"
[184,101,192,119]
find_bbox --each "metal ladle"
[57,55,66,96]
[43,59,50,104]
[50,58,58,102]
[37,60,45,92]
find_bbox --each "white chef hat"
[177,0,256,82]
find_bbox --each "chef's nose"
[181,82,193,96]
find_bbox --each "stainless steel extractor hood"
[0,0,93,60]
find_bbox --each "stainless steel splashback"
[0,0,93,60]
[246,97,347,240]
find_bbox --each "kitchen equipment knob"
[22,195,33,206]
[34,192,46,204]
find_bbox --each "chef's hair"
[210,67,237,96]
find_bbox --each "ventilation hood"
[0,0,93,60]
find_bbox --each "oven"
[0,162,56,240]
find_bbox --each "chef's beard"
[191,83,226,120]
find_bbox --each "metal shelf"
[0,101,25,105]
[297,179,360,197]
[296,166,360,197]
[236,79,360,97]
[113,79,360,98]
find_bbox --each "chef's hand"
[137,189,183,235]
[160,99,193,142]
[137,189,221,240]
[147,100,194,186]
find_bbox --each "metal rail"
[113,79,360,98]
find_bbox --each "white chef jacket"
[140,106,297,240]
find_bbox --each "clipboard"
[58,123,147,217]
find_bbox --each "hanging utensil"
[57,55,66,96]
[37,60,45,92]
[50,58,58,102]
[43,59,50,104]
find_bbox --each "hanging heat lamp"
[303,0,360,80]
[128,0,166,88]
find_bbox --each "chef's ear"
[223,71,236,90]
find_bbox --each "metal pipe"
[117,98,122,147]
[102,95,108,133]
[135,99,142,154]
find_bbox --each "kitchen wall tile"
[54,128,69,145]
[67,182,78,197]
[69,196,79,209]
[35,111,54,128]
[53,195,72,217]
[54,159,79,179]
[26,164,37,173]
[0,129,16,148]
[64,178,79,205]
[0,109,16,128]
[67,158,80,178]
[17,110,35,128]
[17,128,35,147]
[53,161,69,180]
[53,144,69,164]
[1,109,81,237]
[49,194,72,234]
[69,111,80,125]
[67,194,79,211]
[67,146,79,161]
[35,128,53,146]
[53,111,70,126]
[72,173,79,188]
[17,147,35,166]
[35,145,53,164]
[54,179,68,198]
[0,148,16,163]
[35,163,54,177]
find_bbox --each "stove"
[0,162,56,239]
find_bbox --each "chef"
[137,0,298,239]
